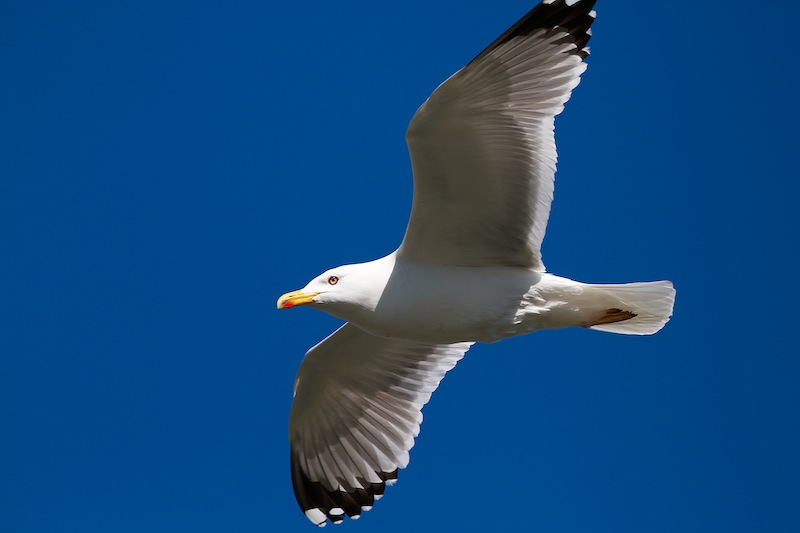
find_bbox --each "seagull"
[277,0,674,526]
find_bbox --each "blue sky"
[2,0,799,531]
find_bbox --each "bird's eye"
[327,276,339,286]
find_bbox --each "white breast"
[346,258,546,344]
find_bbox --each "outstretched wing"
[399,0,597,270]
[289,324,473,526]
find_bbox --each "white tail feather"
[588,281,675,335]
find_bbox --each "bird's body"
[358,255,548,344]
[277,0,675,526]
[301,252,672,345]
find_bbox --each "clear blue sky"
[2,1,799,531]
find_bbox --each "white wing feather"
[400,3,595,270]
[289,323,473,525]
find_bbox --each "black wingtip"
[471,0,597,65]
[291,450,399,526]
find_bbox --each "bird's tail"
[586,281,675,335]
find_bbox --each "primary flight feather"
[277,0,675,526]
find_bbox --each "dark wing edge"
[470,0,596,66]
[291,450,397,526]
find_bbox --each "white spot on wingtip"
[386,479,397,487]
[362,506,373,512]
[329,508,344,516]
[374,494,383,501]
[351,515,361,520]
[306,508,327,526]
[565,0,579,6]
[589,9,597,18]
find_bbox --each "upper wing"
[289,323,473,527]
[399,0,597,270]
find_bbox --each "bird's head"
[277,268,346,309]
[277,258,392,317]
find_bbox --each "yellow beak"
[277,290,319,309]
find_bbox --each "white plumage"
[277,0,674,526]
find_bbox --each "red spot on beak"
[282,300,294,309]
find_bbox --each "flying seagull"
[277,0,674,526]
